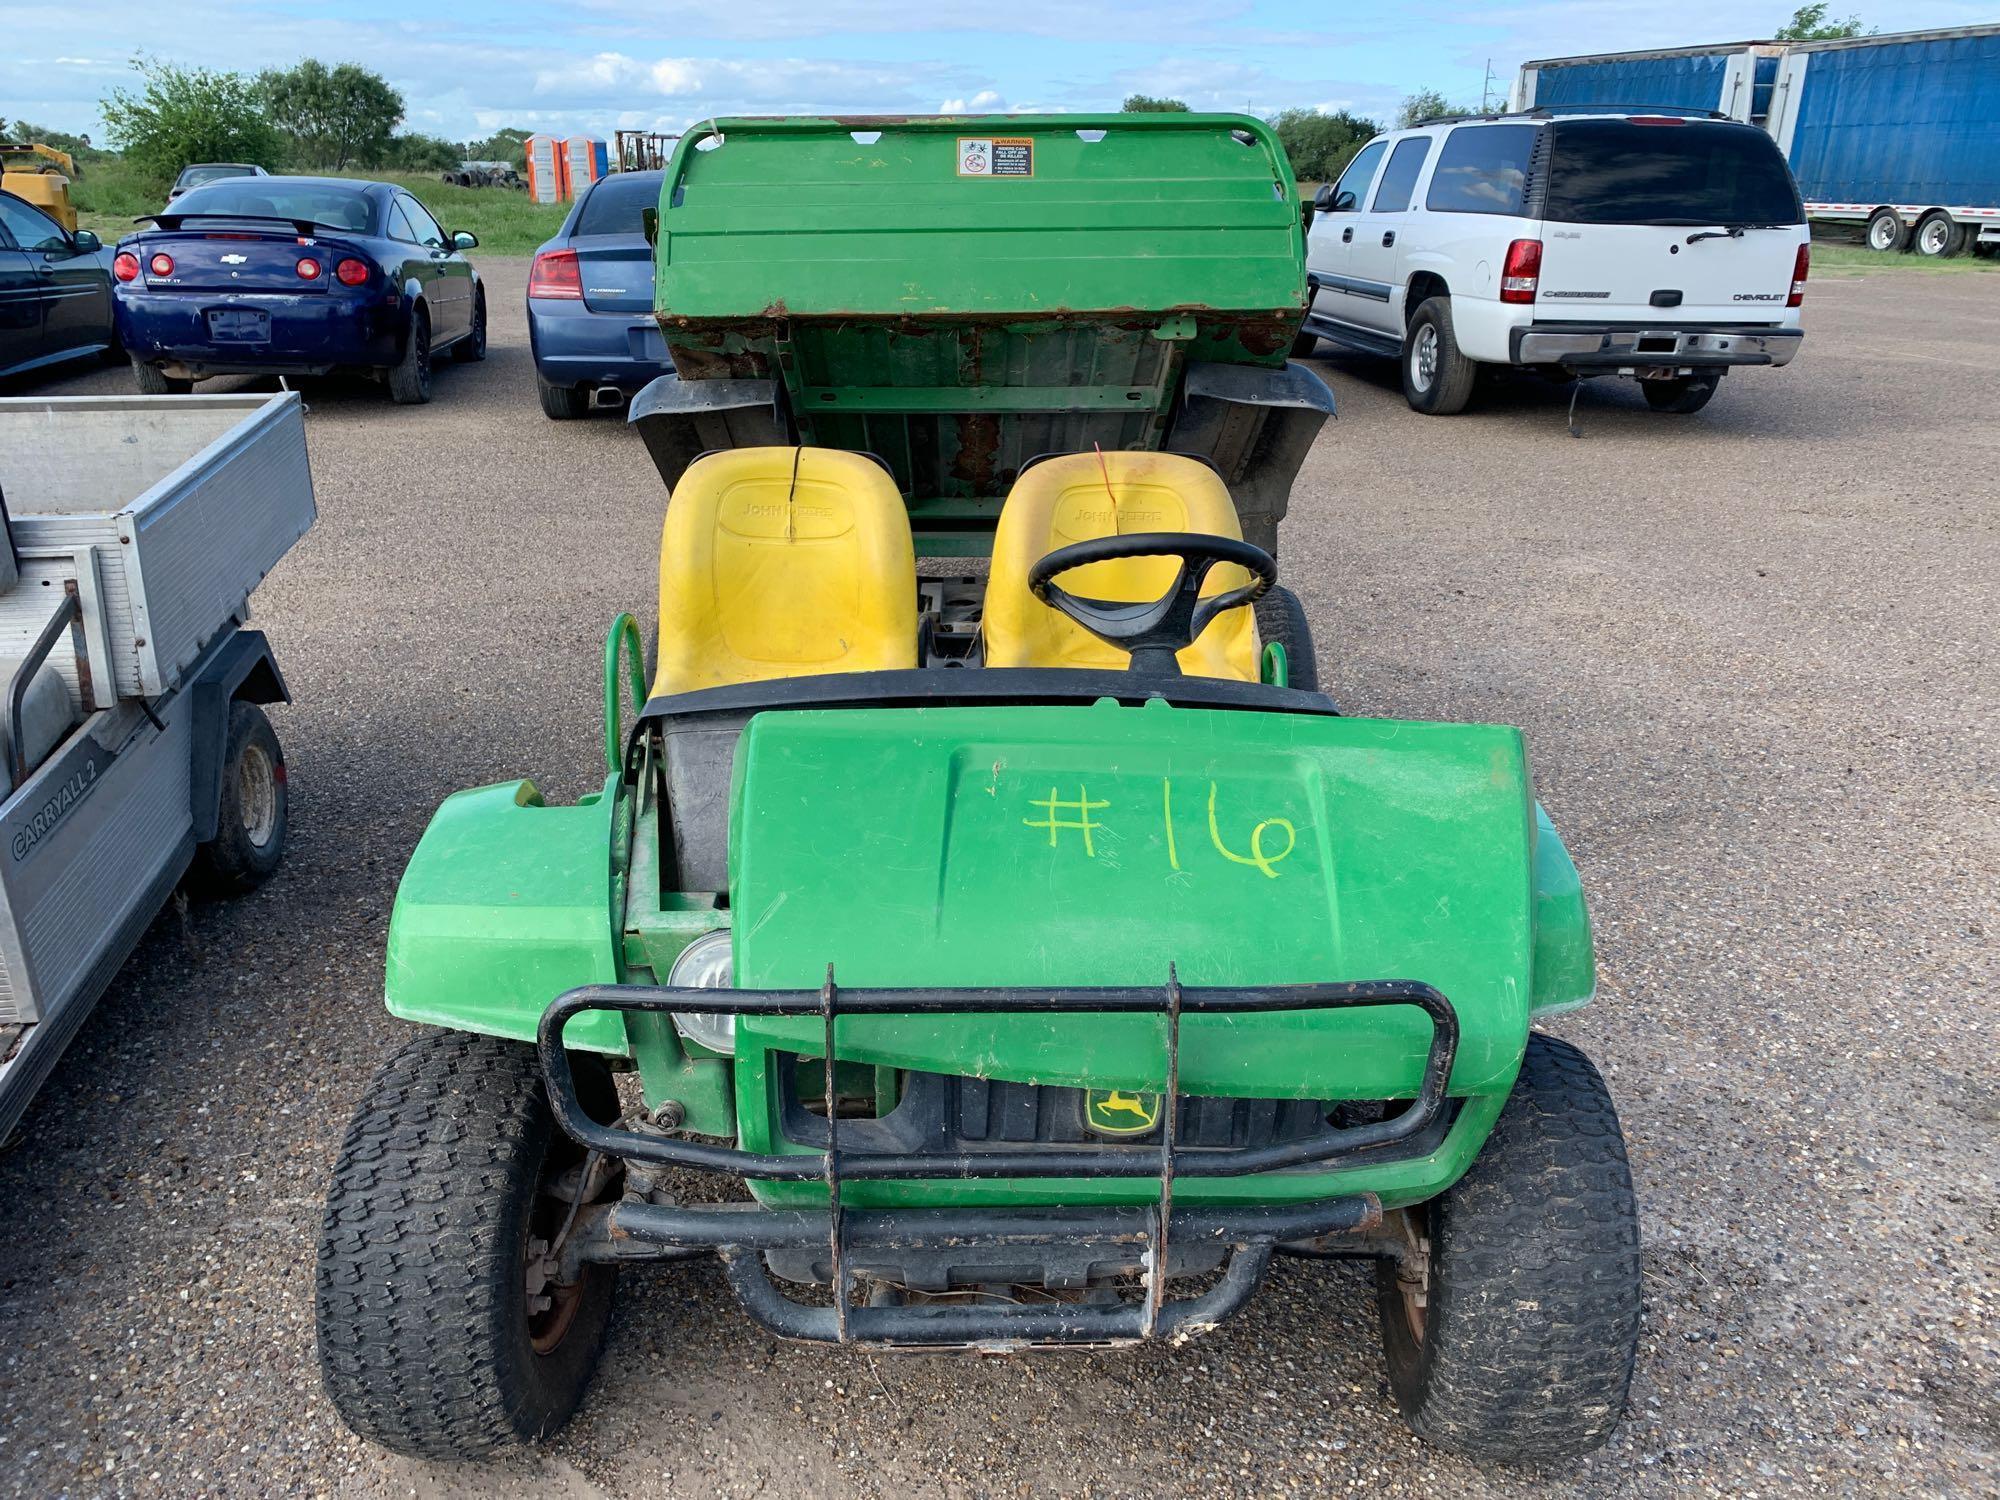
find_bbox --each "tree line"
[1121,89,1471,184]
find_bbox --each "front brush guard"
[537,968,1457,1347]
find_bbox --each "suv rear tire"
[1401,298,1477,416]
[1641,372,1720,414]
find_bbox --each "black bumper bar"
[536,968,1453,1346]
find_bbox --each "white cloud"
[939,89,1005,113]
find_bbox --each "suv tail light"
[1788,242,1810,307]
[113,251,140,283]
[528,248,583,299]
[1500,239,1542,304]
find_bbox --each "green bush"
[100,58,281,189]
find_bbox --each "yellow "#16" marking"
[1024,780,1298,879]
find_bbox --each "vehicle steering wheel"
[1027,532,1277,676]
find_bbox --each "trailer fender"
[188,630,289,845]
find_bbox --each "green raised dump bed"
[630,114,1334,556]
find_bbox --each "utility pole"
[1481,58,1499,112]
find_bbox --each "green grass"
[72,163,570,255]
[1811,238,1999,274]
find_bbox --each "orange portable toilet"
[526,134,569,203]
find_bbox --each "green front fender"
[384,777,630,1054]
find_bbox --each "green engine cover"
[730,699,1582,1102]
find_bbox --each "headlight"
[667,929,735,1055]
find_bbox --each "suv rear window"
[1425,125,1537,216]
[575,174,663,236]
[1545,119,1803,226]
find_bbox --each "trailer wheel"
[315,1031,621,1458]
[1865,208,1908,253]
[1253,586,1319,693]
[1914,211,1966,259]
[192,702,287,894]
[1374,1033,1641,1461]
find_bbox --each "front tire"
[1401,297,1477,415]
[132,358,191,395]
[1375,1034,1641,1461]
[1641,372,1720,414]
[1914,211,1966,259]
[315,1031,620,1458]
[387,308,433,404]
[191,701,287,894]
[1865,208,1908,253]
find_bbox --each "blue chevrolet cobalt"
[527,170,672,418]
[115,176,485,403]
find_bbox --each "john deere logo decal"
[1084,1089,1160,1136]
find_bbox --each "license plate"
[207,309,270,343]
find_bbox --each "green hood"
[730,698,1584,1100]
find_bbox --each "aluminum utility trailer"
[0,393,315,1139]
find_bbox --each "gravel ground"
[0,261,1991,1500]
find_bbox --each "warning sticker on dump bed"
[957,137,1033,177]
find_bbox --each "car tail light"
[1788,242,1810,307]
[528,248,583,299]
[113,252,140,283]
[148,252,175,278]
[296,257,322,280]
[1500,238,1542,304]
[335,257,370,286]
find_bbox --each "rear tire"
[1865,208,1908,254]
[1401,297,1477,416]
[1641,372,1720,414]
[315,1031,620,1458]
[538,376,587,420]
[387,308,433,404]
[1375,1033,1641,1461]
[132,358,190,395]
[1914,211,1966,259]
[1253,585,1319,693]
[191,702,287,895]
[455,288,488,362]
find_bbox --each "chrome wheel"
[1410,324,1438,393]
[238,741,277,849]
[1868,213,1900,250]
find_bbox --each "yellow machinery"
[0,144,78,233]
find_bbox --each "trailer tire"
[1253,586,1319,693]
[132,359,190,395]
[1865,208,1908,253]
[315,1031,621,1459]
[192,702,287,894]
[1914,211,1966,259]
[1402,298,1477,416]
[1641,372,1720,414]
[1374,1033,1641,1461]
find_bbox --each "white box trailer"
[0,393,315,1137]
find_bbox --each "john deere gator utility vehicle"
[315,115,1642,1465]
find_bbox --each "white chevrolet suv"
[1298,110,1810,415]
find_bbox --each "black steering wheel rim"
[1026,531,1278,676]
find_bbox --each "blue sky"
[7,1,1994,143]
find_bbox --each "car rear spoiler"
[132,212,357,236]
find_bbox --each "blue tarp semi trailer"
[1512,25,2000,257]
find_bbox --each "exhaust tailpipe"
[591,386,626,410]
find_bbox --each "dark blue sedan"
[527,170,672,419]
[115,176,485,404]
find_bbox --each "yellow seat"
[653,447,917,695]
[983,452,1260,680]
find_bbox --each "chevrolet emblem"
[1084,1089,1161,1137]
